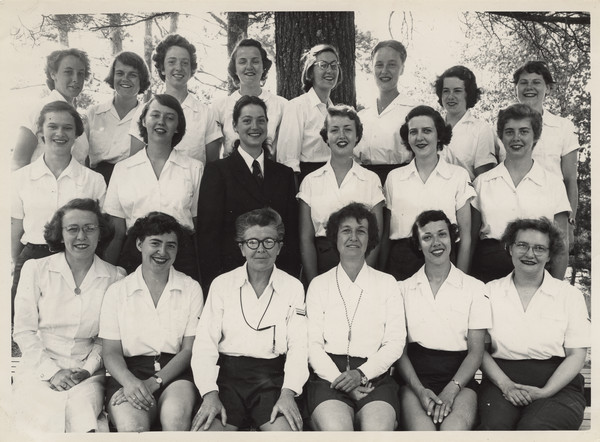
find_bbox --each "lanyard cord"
[335,266,363,371]
[239,286,277,353]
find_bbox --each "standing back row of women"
[13,198,589,432]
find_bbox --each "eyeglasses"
[314,61,340,71]
[239,238,280,250]
[513,241,549,256]
[63,224,99,235]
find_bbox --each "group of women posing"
[11,33,588,432]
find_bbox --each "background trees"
[7,10,591,294]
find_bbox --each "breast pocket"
[534,306,567,348]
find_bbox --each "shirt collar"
[502,270,558,299]
[319,160,368,181]
[126,265,183,297]
[433,157,453,179]
[48,253,111,280]
[95,99,114,114]
[29,155,80,180]
[452,109,476,126]
[335,261,370,292]
[232,263,283,293]
[307,87,332,108]
[523,161,546,186]
[126,148,184,168]
[238,147,265,173]
[413,263,463,291]
[541,108,560,127]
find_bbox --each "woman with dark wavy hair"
[87,51,150,184]
[396,210,489,431]
[100,212,203,432]
[306,203,405,431]
[434,65,498,179]
[13,198,125,432]
[213,38,287,159]
[478,217,589,430]
[197,95,299,292]
[103,94,203,281]
[381,105,475,281]
[129,34,221,164]
[13,48,91,170]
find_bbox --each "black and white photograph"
[2,0,595,439]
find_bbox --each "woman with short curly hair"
[129,34,222,164]
[381,105,475,281]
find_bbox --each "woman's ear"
[136,238,143,252]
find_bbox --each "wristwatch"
[152,374,163,388]
[568,217,576,226]
[356,369,368,386]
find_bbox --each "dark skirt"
[105,352,195,410]
[299,161,327,186]
[403,342,478,395]
[93,161,117,186]
[118,230,200,282]
[216,354,286,428]
[363,163,407,186]
[386,238,424,281]
[314,236,339,275]
[470,238,513,283]
[306,353,400,423]
[478,357,586,430]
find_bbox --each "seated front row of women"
[13,201,588,432]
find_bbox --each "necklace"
[239,286,277,353]
[335,266,363,371]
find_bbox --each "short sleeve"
[454,167,476,210]
[473,122,498,169]
[470,175,482,211]
[564,285,591,348]
[11,169,25,219]
[203,103,222,145]
[296,175,313,206]
[102,163,126,219]
[99,283,122,341]
[383,174,394,210]
[367,172,385,207]
[561,118,580,157]
[183,281,204,337]
[467,278,492,330]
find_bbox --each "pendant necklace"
[335,266,363,371]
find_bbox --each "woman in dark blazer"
[197,95,300,292]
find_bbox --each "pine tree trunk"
[143,18,153,103]
[108,14,123,55]
[274,12,356,107]
[170,13,179,33]
[227,12,249,93]
[52,14,69,47]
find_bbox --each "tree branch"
[488,11,590,26]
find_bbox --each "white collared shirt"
[213,89,288,158]
[486,271,590,360]
[23,89,90,166]
[237,146,265,175]
[130,93,221,164]
[354,93,416,165]
[445,110,498,180]
[532,109,579,178]
[276,88,332,172]
[86,96,141,167]
[13,253,126,380]
[103,149,202,230]
[297,161,384,236]
[471,161,571,240]
[307,263,406,383]
[99,266,204,357]
[191,264,308,396]
[400,264,491,351]
[384,158,475,239]
[12,155,107,245]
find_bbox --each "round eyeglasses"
[513,241,549,256]
[239,238,280,250]
[63,224,99,235]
